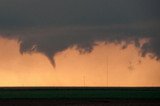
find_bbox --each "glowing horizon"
[0,37,160,87]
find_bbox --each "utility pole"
[83,75,86,87]
[107,56,109,87]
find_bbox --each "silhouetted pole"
[83,75,86,87]
[107,56,109,87]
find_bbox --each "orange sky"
[0,37,160,87]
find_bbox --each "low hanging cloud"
[0,0,160,67]
[1,22,160,67]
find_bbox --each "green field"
[0,87,160,99]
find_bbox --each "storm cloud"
[0,0,160,67]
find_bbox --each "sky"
[0,0,160,86]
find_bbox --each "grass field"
[0,87,160,99]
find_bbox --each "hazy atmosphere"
[0,0,160,86]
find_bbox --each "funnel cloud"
[0,0,160,67]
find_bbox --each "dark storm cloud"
[0,0,160,67]
[0,0,160,27]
